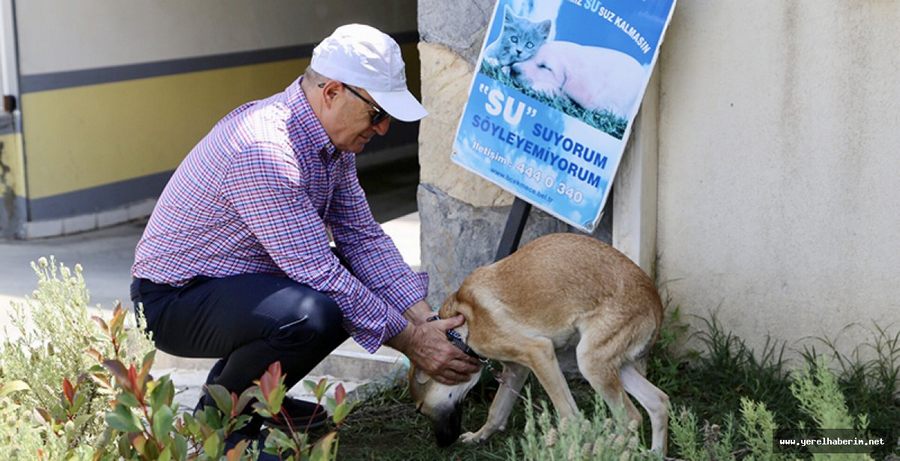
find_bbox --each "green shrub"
[0,256,154,453]
[507,387,661,461]
[0,380,95,460]
[668,354,883,460]
[739,398,779,461]
[0,257,355,460]
[800,324,900,443]
[670,406,741,460]
[790,357,876,461]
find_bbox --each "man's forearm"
[386,321,415,354]
[403,300,433,325]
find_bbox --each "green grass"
[336,310,900,459]
[480,62,629,140]
[650,312,808,435]
[650,311,899,459]
[337,372,598,460]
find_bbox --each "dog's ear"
[544,55,565,87]
[414,368,431,385]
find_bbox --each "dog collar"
[426,315,484,360]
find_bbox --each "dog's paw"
[458,431,485,444]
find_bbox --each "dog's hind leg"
[459,361,530,444]
[620,362,669,454]
[575,333,643,439]
[516,337,580,419]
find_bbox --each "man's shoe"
[224,430,281,461]
[264,396,328,431]
[195,392,325,432]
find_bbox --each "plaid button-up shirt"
[132,77,426,353]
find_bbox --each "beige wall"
[656,2,900,355]
[16,0,417,74]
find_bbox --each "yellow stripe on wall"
[21,42,420,200]
[0,132,27,196]
[22,59,308,199]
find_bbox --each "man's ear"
[320,80,343,109]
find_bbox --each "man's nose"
[373,117,391,136]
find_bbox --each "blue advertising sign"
[452,0,676,231]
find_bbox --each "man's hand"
[388,315,481,385]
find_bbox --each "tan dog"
[409,233,669,453]
[510,41,645,118]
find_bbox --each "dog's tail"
[624,319,659,377]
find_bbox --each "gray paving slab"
[0,220,144,312]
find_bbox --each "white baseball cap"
[311,24,427,122]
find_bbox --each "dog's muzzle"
[432,402,464,447]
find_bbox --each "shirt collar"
[285,76,340,160]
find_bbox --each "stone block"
[418,183,569,308]
[24,219,63,239]
[418,0,495,64]
[97,207,129,228]
[126,199,157,221]
[62,213,98,235]
[418,42,512,208]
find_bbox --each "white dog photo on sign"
[510,41,646,119]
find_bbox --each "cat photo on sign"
[483,4,554,68]
[510,0,562,39]
[478,0,644,138]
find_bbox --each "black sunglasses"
[343,85,390,125]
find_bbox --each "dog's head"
[408,296,483,447]
[510,47,565,98]
[409,363,481,446]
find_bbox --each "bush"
[507,387,661,461]
[0,380,94,460]
[509,359,880,461]
[670,358,881,460]
[0,257,355,460]
[0,256,154,453]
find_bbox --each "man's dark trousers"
[130,273,349,431]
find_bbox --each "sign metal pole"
[494,197,532,261]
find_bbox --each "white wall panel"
[16,0,417,75]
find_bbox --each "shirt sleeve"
[326,155,429,318]
[220,142,407,353]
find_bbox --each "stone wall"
[416,0,611,308]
